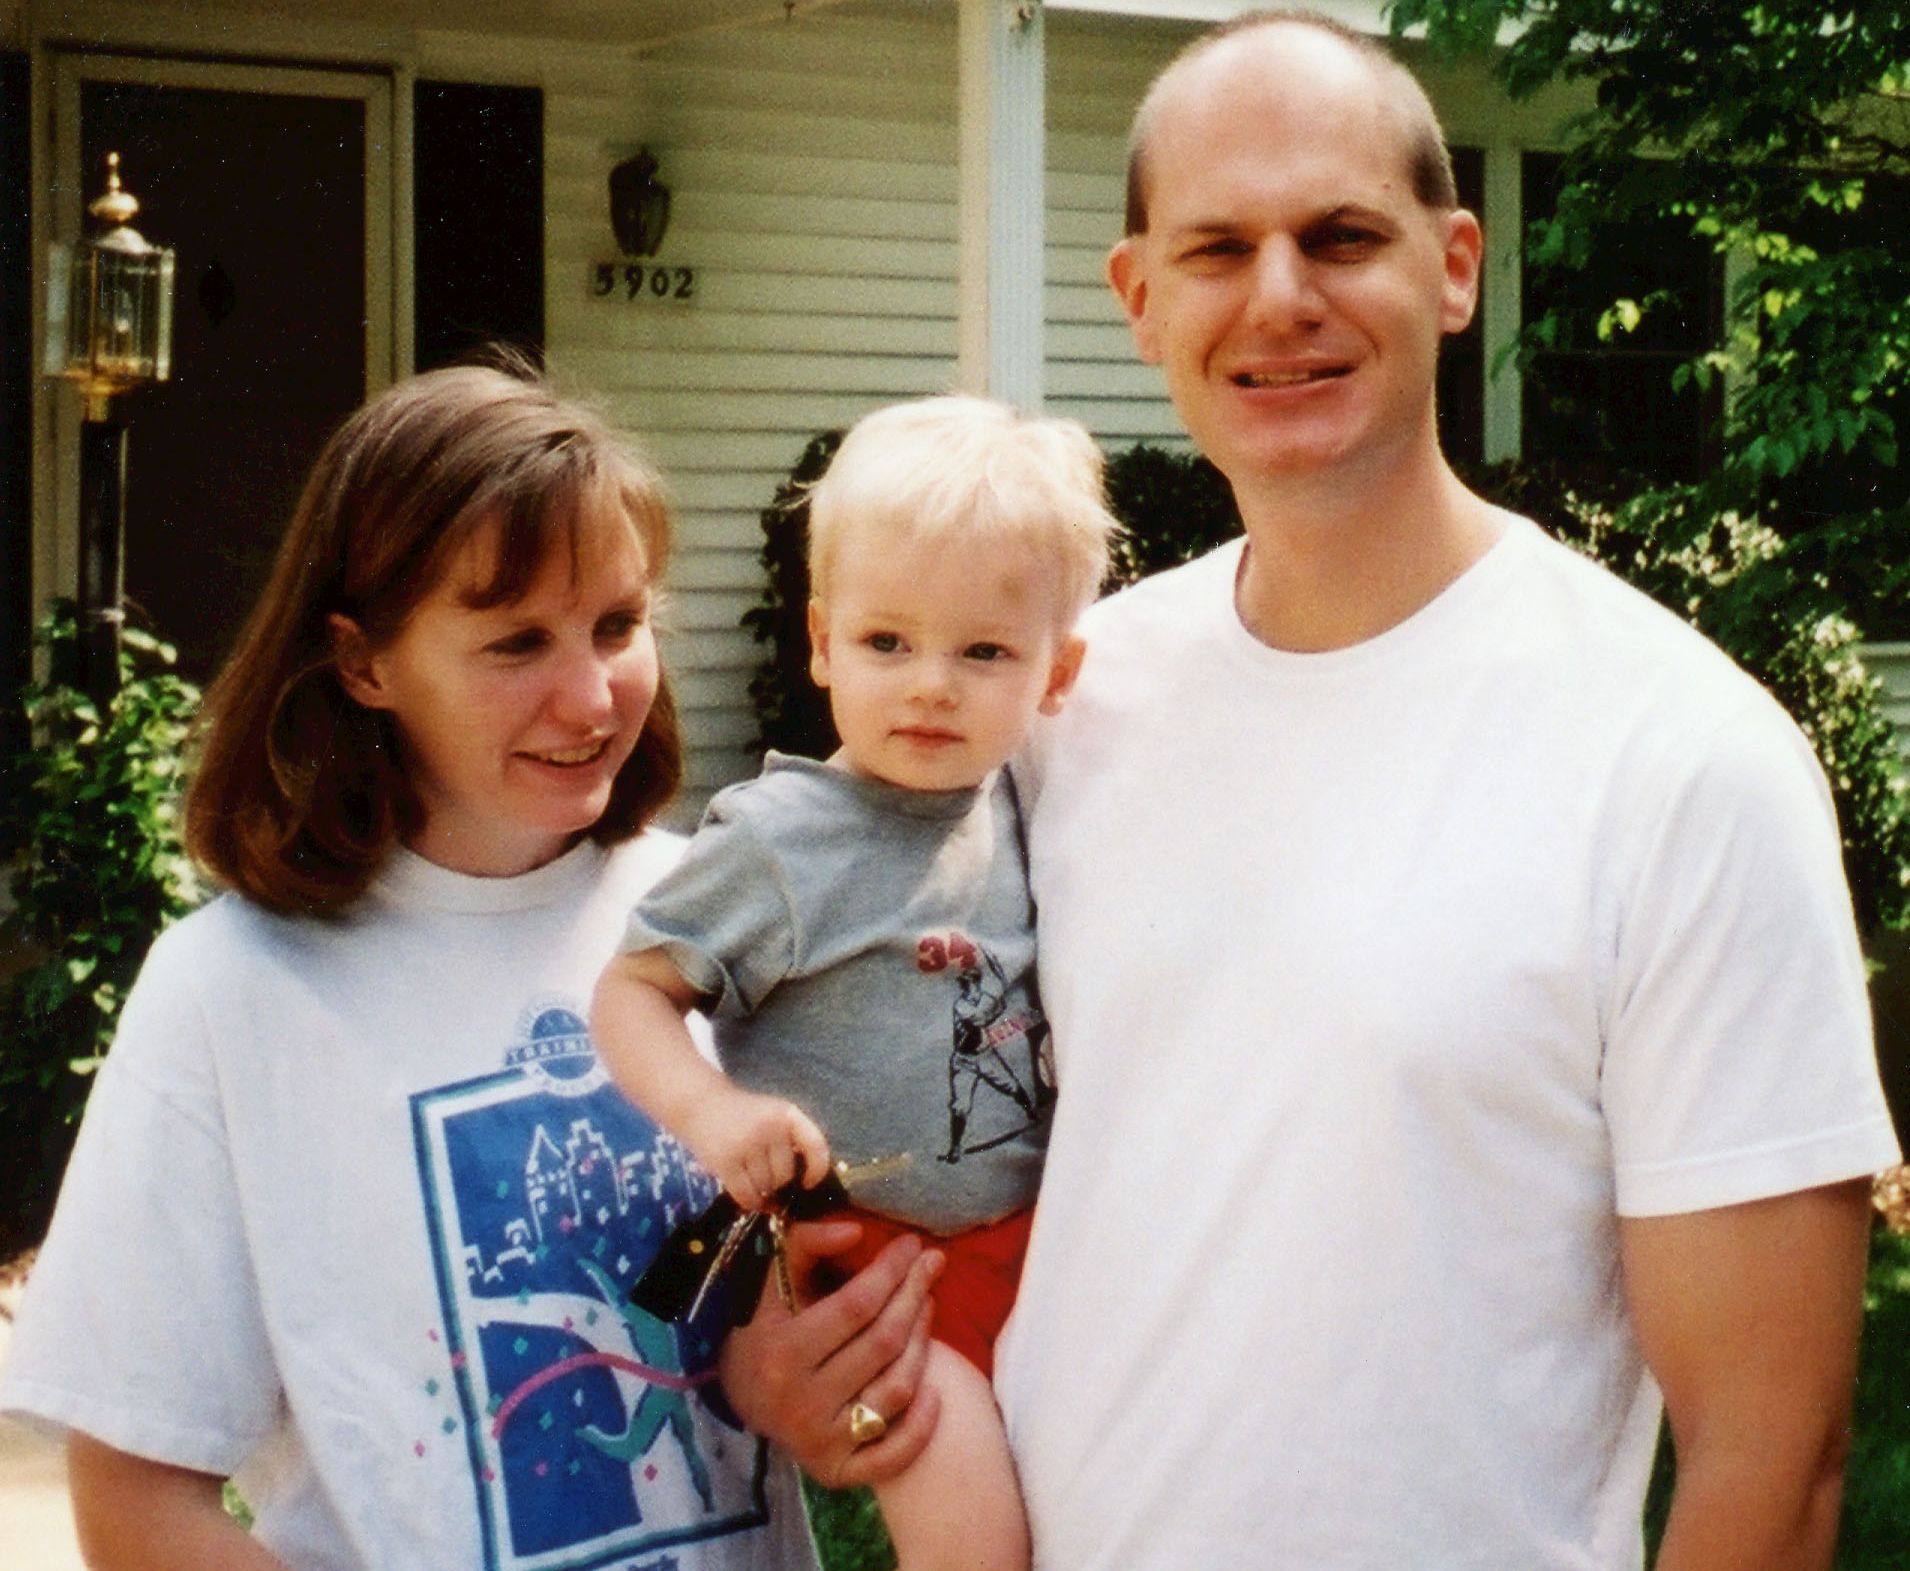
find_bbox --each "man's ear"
[1038,635,1088,716]
[1107,239,1161,365]
[327,613,391,710]
[1439,208,1485,338]
[806,600,833,690]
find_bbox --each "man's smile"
[1232,365,1351,388]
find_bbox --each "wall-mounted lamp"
[43,153,176,702]
[609,147,672,258]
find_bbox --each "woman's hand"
[719,1218,944,1487]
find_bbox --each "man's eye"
[964,643,1010,663]
[1307,225,1382,258]
[1182,238,1249,264]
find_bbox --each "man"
[725,15,1900,1569]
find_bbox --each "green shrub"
[802,1476,895,1571]
[1101,441,1242,584]
[1840,1221,1910,1568]
[741,432,843,761]
[0,604,203,1258]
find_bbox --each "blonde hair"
[808,395,1120,625]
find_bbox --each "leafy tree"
[1392,0,1910,640]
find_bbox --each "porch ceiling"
[33,0,880,53]
[31,0,1388,52]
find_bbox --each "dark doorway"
[80,79,369,682]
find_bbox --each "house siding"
[550,11,961,801]
[533,4,1199,804]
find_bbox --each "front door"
[47,55,395,681]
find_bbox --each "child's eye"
[964,643,1011,663]
[865,632,903,653]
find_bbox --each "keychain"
[631,1154,911,1325]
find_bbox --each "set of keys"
[631,1154,912,1326]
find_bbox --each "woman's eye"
[596,608,646,643]
[487,629,548,658]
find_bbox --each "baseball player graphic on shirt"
[930,934,1055,1162]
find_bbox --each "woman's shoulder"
[143,888,298,971]
[599,825,694,900]
[140,875,426,992]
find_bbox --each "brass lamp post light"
[44,152,176,702]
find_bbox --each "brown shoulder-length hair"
[186,358,683,916]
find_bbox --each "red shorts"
[827,1206,1033,1379]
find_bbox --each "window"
[1520,153,1724,483]
[1435,146,1485,467]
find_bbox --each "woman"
[0,363,823,1569]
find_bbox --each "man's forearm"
[1653,1432,1848,1571]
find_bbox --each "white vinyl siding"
[543,3,1197,804]
[1046,10,1189,448]
[545,8,963,802]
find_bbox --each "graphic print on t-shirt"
[412,1004,771,1571]
[919,931,1056,1163]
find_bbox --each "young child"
[592,394,1118,1571]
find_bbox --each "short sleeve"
[1603,706,1899,1216]
[0,923,282,1471]
[618,802,798,1018]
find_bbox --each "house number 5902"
[592,262,696,301]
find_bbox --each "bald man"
[726,15,1898,1569]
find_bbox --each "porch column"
[958,0,1045,411]
[1481,141,1523,463]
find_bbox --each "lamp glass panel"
[89,246,171,382]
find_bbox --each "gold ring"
[847,1401,888,1446]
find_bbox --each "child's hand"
[685,1089,832,1211]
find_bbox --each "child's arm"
[592,949,832,1210]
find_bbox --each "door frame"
[34,49,406,622]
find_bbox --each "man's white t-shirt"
[2,835,816,1571]
[997,519,1898,1570]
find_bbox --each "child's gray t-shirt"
[619,752,1052,1235]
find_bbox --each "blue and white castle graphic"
[414,1006,765,1569]
[455,1008,711,1294]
